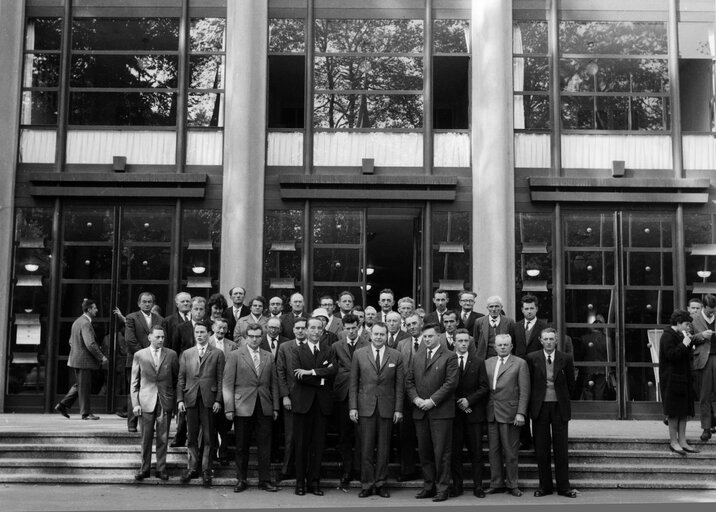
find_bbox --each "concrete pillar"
[471,0,516,315]
[0,1,25,412]
[220,1,268,298]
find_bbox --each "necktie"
[375,349,381,369]
[427,349,432,362]
[413,338,419,352]
[253,350,260,372]
[271,338,276,351]
[491,320,497,328]
[235,309,240,320]
[525,320,530,331]
[198,346,205,359]
[493,357,504,390]
[348,342,355,356]
[547,354,552,364]
[462,312,468,323]
[153,349,160,369]
[388,333,394,347]
[459,355,464,373]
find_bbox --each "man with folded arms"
[349,321,403,498]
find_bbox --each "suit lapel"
[425,345,442,371]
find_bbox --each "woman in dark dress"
[659,309,697,454]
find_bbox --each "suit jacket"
[513,318,550,358]
[288,341,337,415]
[177,344,225,408]
[526,350,574,421]
[260,333,289,355]
[691,312,715,370]
[406,344,459,420]
[423,310,448,332]
[234,315,269,342]
[454,350,489,423]
[485,354,530,423]
[176,320,211,355]
[330,337,369,402]
[324,315,344,335]
[125,311,163,362]
[438,332,476,352]
[337,328,371,345]
[458,311,484,333]
[223,304,251,341]
[162,312,190,359]
[67,314,104,369]
[386,329,410,349]
[280,311,306,339]
[222,345,280,417]
[130,346,179,413]
[276,339,302,398]
[473,315,517,361]
[349,345,404,418]
[209,336,238,357]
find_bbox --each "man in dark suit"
[457,291,483,333]
[223,323,280,493]
[450,328,489,498]
[161,291,192,359]
[337,290,355,321]
[385,311,409,349]
[276,317,308,480]
[290,316,338,496]
[423,289,450,332]
[130,325,179,481]
[125,292,163,432]
[377,288,395,323]
[473,295,516,361]
[208,317,238,465]
[55,299,107,420]
[223,286,250,341]
[691,294,716,442]
[397,297,416,331]
[349,321,404,498]
[406,322,459,502]
[330,313,368,488]
[527,328,577,498]
[513,293,550,449]
[280,292,306,339]
[260,317,288,358]
[177,323,225,487]
[485,334,530,497]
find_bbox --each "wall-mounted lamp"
[525,268,540,278]
[24,259,39,272]
[697,270,712,279]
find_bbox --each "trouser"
[337,398,361,477]
[186,394,215,473]
[214,410,231,459]
[699,355,716,430]
[281,408,294,475]
[293,400,327,488]
[488,421,521,490]
[398,397,418,475]
[59,368,94,417]
[451,415,485,490]
[139,402,171,474]
[358,411,392,490]
[533,402,570,493]
[414,415,452,494]
[126,367,137,429]
[234,401,272,483]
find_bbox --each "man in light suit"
[473,295,516,361]
[223,286,250,341]
[330,313,368,488]
[406,322,459,502]
[290,316,338,496]
[457,291,483,333]
[485,334,530,497]
[450,329,489,498]
[691,293,716,442]
[177,323,225,487]
[55,299,107,420]
[125,292,163,433]
[527,328,577,498]
[349,321,404,498]
[223,323,280,493]
[208,317,238,465]
[131,325,179,481]
[234,296,269,342]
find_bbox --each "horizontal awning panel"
[29,172,207,198]
[279,175,457,201]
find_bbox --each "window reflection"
[190,18,225,52]
[70,55,179,88]
[71,18,179,51]
[269,18,305,53]
[433,19,470,53]
[263,209,303,293]
[315,19,423,53]
[25,18,63,50]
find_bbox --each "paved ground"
[0,484,715,511]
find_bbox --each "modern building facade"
[0,0,714,420]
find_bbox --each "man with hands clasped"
[349,321,404,498]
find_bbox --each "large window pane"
[23,53,60,87]
[312,210,362,244]
[188,93,224,127]
[21,91,58,125]
[433,19,469,53]
[313,248,361,282]
[315,19,423,54]
[72,18,179,51]
[263,209,303,294]
[314,94,423,129]
[26,18,63,50]
[190,18,225,52]
[559,22,668,55]
[560,58,668,93]
[63,208,114,242]
[514,95,550,130]
[70,55,178,88]
[190,55,224,89]
[69,92,177,125]
[315,57,423,91]
[269,18,305,53]
[513,21,548,54]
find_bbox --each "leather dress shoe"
[700,429,712,441]
[558,489,578,498]
[669,444,687,455]
[234,481,247,493]
[509,488,523,497]
[115,411,128,419]
[682,446,700,453]
[127,427,138,433]
[415,488,436,499]
[54,404,70,419]
[484,487,506,495]
[134,470,150,481]
[309,486,324,496]
[295,487,306,496]
[358,488,373,498]
[449,486,463,497]
[156,472,169,481]
[376,487,390,498]
[169,438,186,448]
[432,492,448,502]
[258,481,278,492]
[180,470,199,483]
[534,489,553,497]
[397,472,420,482]
[82,414,100,420]
[474,488,486,498]
[202,471,212,488]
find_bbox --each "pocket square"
[388,363,396,368]
[323,360,329,366]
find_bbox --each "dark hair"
[422,322,440,333]
[207,293,228,312]
[138,291,155,303]
[371,321,388,333]
[319,295,334,303]
[520,294,538,306]
[150,324,166,335]
[442,309,458,320]
[379,288,394,299]
[540,326,557,338]
[670,309,692,326]
[351,305,364,313]
[434,288,447,297]
[293,317,308,327]
[342,313,359,325]
[245,322,264,334]
[338,290,355,302]
[455,328,470,337]
[82,299,96,312]
[704,294,716,309]
[250,296,267,308]
[689,297,703,306]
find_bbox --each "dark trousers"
[488,421,521,490]
[139,402,171,474]
[174,409,187,443]
[293,399,327,488]
[60,368,94,417]
[125,367,137,429]
[699,355,716,430]
[451,415,485,491]
[186,393,215,473]
[398,397,418,475]
[533,402,570,492]
[214,410,231,459]
[337,398,361,477]
[358,411,392,490]
[414,415,453,494]
[234,401,272,483]
[281,408,294,475]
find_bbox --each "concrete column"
[471,0,516,315]
[0,1,25,412]
[220,1,268,298]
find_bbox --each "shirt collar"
[543,350,554,360]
